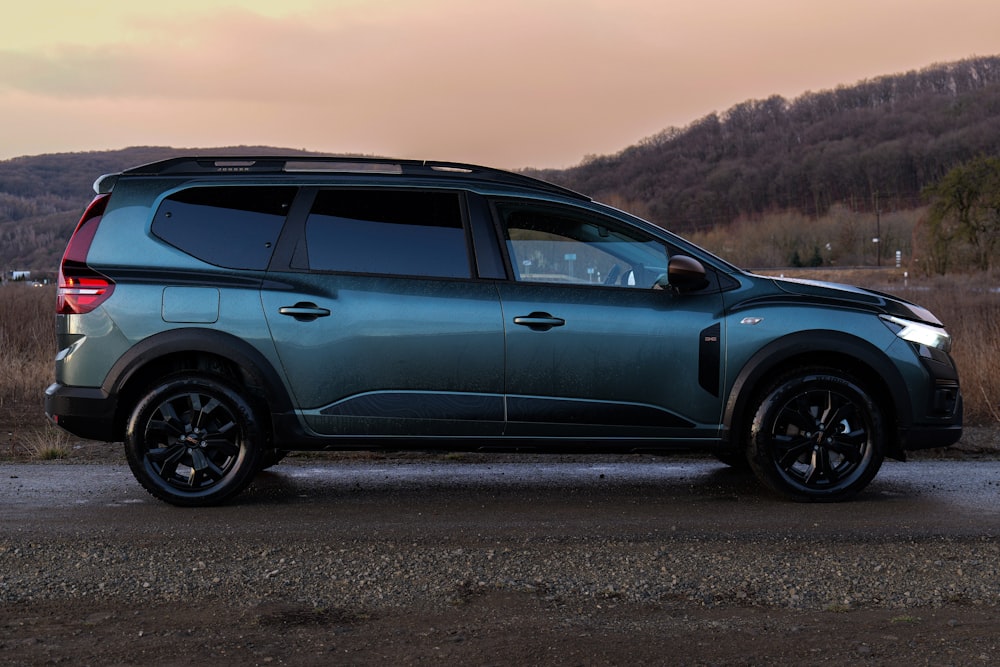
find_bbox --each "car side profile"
[45,157,962,506]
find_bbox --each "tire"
[747,368,885,502]
[124,374,264,507]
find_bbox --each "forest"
[535,56,1000,234]
[2,55,1000,277]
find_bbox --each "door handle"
[278,302,331,321]
[513,312,565,331]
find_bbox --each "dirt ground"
[1,596,998,666]
[3,427,1000,665]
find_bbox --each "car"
[45,156,962,506]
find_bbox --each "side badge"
[740,317,763,325]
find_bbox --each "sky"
[2,0,1000,170]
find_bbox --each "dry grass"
[18,422,73,459]
[0,284,55,431]
[0,271,995,463]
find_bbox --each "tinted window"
[496,202,669,288]
[305,190,470,278]
[152,186,295,270]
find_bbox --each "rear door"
[262,188,505,438]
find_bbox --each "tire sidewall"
[124,374,263,507]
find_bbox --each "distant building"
[10,270,31,281]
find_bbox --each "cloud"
[0,2,686,166]
[2,0,999,167]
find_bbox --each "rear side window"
[305,189,470,278]
[152,186,296,270]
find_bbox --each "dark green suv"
[45,156,962,506]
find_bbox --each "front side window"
[496,202,669,288]
[305,189,470,279]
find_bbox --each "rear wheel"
[747,368,884,502]
[124,374,263,507]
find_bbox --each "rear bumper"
[44,383,118,442]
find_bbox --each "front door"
[493,200,727,442]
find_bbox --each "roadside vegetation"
[0,285,56,442]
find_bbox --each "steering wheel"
[604,263,621,285]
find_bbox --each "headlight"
[880,315,952,353]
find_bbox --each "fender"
[723,330,912,444]
[102,327,295,415]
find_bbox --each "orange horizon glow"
[2,0,1000,170]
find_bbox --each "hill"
[3,55,1000,275]
[533,55,1000,232]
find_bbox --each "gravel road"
[3,449,1000,665]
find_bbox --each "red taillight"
[57,194,116,315]
[57,274,115,315]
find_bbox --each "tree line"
[536,56,1000,234]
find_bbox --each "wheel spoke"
[147,443,187,481]
[153,401,187,438]
[810,447,840,485]
[203,435,240,459]
[146,418,180,444]
[823,400,855,432]
[779,402,817,435]
[774,435,812,470]
[194,396,222,430]
[826,432,866,462]
[187,448,226,484]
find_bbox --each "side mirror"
[665,255,709,293]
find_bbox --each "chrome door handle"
[278,303,331,321]
[513,312,565,331]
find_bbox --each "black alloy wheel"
[124,374,263,506]
[747,368,885,501]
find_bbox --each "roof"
[108,156,589,201]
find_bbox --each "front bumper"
[900,391,963,451]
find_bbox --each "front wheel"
[747,369,885,502]
[124,374,264,507]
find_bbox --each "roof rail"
[121,156,589,201]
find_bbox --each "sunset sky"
[2,0,999,169]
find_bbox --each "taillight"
[57,194,116,315]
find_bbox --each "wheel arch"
[104,328,294,442]
[723,330,910,460]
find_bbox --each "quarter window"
[305,190,470,278]
[152,186,295,270]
